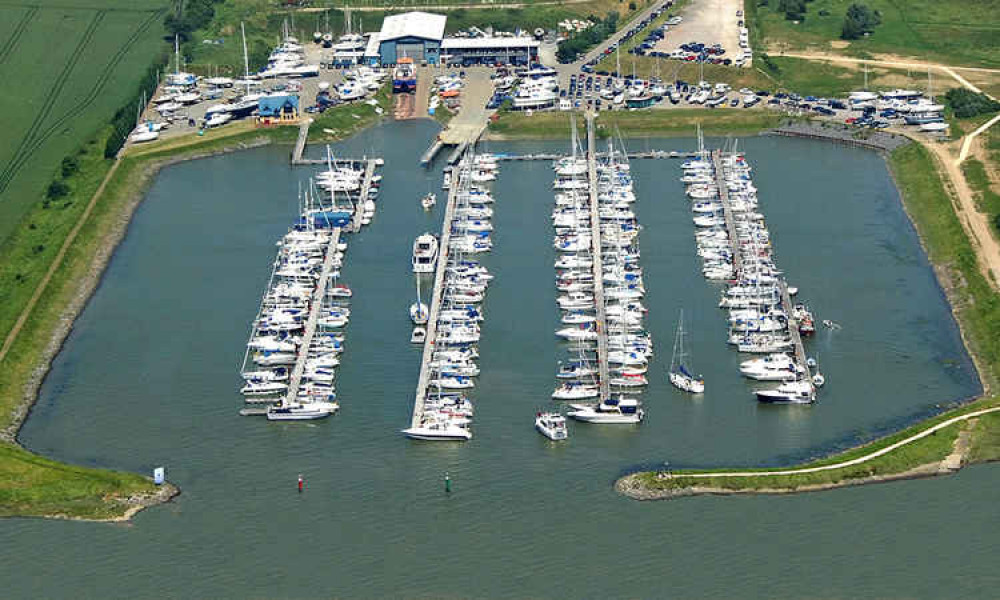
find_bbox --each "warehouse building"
[376,11,447,66]
[441,37,539,66]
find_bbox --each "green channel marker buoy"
[445,471,451,494]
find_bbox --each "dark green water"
[3,120,993,598]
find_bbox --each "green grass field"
[0,2,169,245]
[751,0,1000,68]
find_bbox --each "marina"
[11,126,983,598]
[681,146,819,402]
[239,150,383,419]
[406,151,499,440]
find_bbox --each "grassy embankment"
[961,126,1000,235]
[0,84,388,519]
[621,141,1000,498]
[0,0,173,520]
[487,108,783,139]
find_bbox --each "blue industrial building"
[374,12,446,66]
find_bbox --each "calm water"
[2,120,993,598]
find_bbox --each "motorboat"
[421,192,436,210]
[535,412,568,441]
[755,380,816,404]
[402,419,472,441]
[266,400,338,420]
[412,233,439,274]
[410,326,426,344]
[567,397,644,424]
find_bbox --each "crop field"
[0,0,169,244]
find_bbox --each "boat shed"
[440,37,540,66]
[258,95,300,120]
[377,12,447,66]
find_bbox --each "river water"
[3,119,994,598]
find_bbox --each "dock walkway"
[586,114,610,402]
[714,150,810,380]
[285,227,342,405]
[780,283,812,381]
[349,159,377,232]
[410,155,465,428]
[291,119,311,164]
[712,151,743,275]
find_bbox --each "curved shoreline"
[616,132,999,501]
[3,133,275,522]
[616,407,996,500]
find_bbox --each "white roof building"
[379,11,447,42]
[441,37,540,50]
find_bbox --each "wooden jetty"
[586,113,611,402]
[712,150,743,275]
[291,119,311,165]
[348,159,378,233]
[780,282,812,381]
[284,227,343,406]
[410,152,466,428]
[714,150,810,380]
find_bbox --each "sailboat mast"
[241,22,250,95]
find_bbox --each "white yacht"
[567,397,644,424]
[412,234,439,273]
[421,192,436,210]
[755,380,815,404]
[402,419,472,441]
[266,400,339,420]
[535,412,568,441]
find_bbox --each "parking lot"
[652,0,748,67]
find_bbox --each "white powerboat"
[402,419,472,441]
[412,233,439,274]
[567,397,644,424]
[266,400,338,420]
[755,380,815,404]
[535,412,568,440]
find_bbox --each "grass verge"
[0,442,170,520]
[619,139,1000,498]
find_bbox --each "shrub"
[945,88,1000,119]
[60,156,79,178]
[841,3,881,40]
[46,180,69,199]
